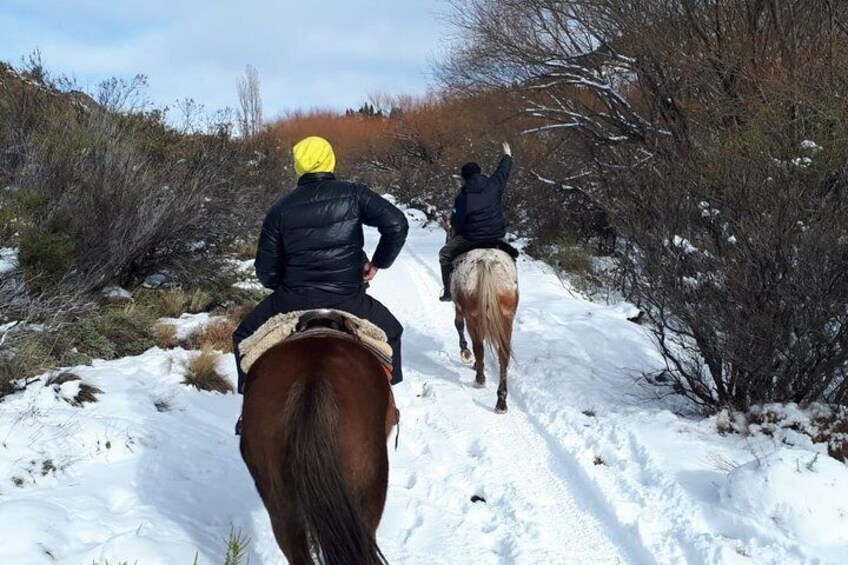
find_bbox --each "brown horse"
[451,248,519,413]
[239,335,395,564]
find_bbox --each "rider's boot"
[439,264,452,302]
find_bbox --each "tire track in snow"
[463,388,635,563]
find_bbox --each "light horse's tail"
[278,376,387,565]
[474,253,517,363]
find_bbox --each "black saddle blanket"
[450,239,520,263]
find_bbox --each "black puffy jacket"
[254,173,409,293]
[450,155,512,241]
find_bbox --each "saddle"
[240,309,394,379]
[450,239,519,264]
[240,309,400,437]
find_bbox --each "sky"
[0,0,453,119]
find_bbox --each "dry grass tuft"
[182,348,233,394]
[0,339,55,397]
[153,323,179,349]
[157,289,190,318]
[223,303,254,326]
[229,239,257,260]
[93,305,155,357]
[184,317,236,352]
[188,289,214,313]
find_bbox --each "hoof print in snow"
[582,409,596,418]
[593,455,605,466]
[470,495,487,504]
[154,398,172,412]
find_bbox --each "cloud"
[0,0,451,116]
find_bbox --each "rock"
[142,273,169,289]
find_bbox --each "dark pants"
[232,287,403,393]
[438,235,471,289]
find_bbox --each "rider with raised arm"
[232,136,408,431]
[439,141,514,302]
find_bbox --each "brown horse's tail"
[476,259,514,363]
[279,376,387,565]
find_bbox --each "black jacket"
[450,155,512,241]
[255,173,409,293]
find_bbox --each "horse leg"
[357,449,389,536]
[495,315,515,414]
[467,319,486,388]
[495,347,510,414]
[269,513,312,565]
[455,306,472,364]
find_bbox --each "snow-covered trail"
[369,221,642,564]
[1,207,845,564]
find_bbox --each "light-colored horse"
[451,248,519,413]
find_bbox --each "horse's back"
[242,336,390,445]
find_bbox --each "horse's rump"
[450,248,517,300]
[450,248,519,412]
[240,337,391,564]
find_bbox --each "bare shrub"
[727,404,848,462]
[237,65,263,139]
[442,0,848,410]
[182,348,232,393]
[13,103,236,292]
[2,58,279,296]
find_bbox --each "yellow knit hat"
[292,136,336,177]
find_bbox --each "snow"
[1,211,846,564]
[159,312,213,340]
[720,448,848,549]
[668,235,698,254]
[800,140,822,152]
[0,247,18,275]
[100,286,132,300]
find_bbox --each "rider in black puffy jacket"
[254,172,408,293]
[233,136,409,402]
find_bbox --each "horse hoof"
[495,406,508,414]
[472,380,486,389]
[460,350,473,364]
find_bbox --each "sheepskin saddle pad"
[239,309,393,376]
